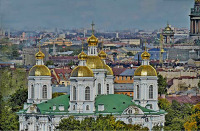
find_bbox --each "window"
[31,85,34,98]
[130,76,132,80]
[117,76,119,80]
[86,105,89,110]
[73,86,76,100]
[85,87,90,100]
[98,83,101,95]
[121,76,123,80]
[135,108,139,114]
[42,85,47,99]
[128,109,132,114]
[107,84,109,94]
[137,85,140,99]
[149,85,153,99]
[128,118,132,123]
[73,105,75,110]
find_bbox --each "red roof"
[112,67,126,76]
[165,95,200,105]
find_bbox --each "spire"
[87,22,98,46]
[141,40,150,60]
[91,21,95,35]
[82,40,84,51]
[78,40,87,60]
[35,41,45,60]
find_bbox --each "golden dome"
[98,50,107,59]
[87,34,98,46]
[161,49,165,53]
[71,66,94,77]
[29,65,51,76]
[78,51,87,60]
[86,56,104,69]
[35,50,45,59]
[141,51,150,60]
[134,65,157,76]
[104,64,113,75]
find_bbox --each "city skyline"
[1,0,193,30]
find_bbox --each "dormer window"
[98,104,104,111]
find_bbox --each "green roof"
[95,94,135,114]
[17,94,166,116]
[37,95,70,115]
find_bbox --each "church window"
[85,87,90,100]
[73,86,76,100]
[98,83,101,95]
[86,105,90,110]
[91,48,93,54]
[128,109,132,114]
[73,105,75,110]
[137,85,140,99]
[107,84,109,94]
[42,85,47,99]
[149,85,153,99]
[31,84,34,98]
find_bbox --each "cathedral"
[17,24,166,131]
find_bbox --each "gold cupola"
[195,0,200,4]
[78,51,87,60]
[134,41,157,76]
[98,50,107,59]
[141,51,150,60]
[29,45,51,76]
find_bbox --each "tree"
[157,74,167,95]
[56,116,80,130]
[52,92,65,98]
[45,60,54,66]
[184,103,200,130]
[8,88,28,112]
[57,115,149,130]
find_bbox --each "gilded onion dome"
[35,50,45,59]
[78,51,87,60]
[87,34,98,46]
[86,56,104,69]
[134,65,157,76]
[71,66,94,77]
[98,50,107,59]
[141,51,150,60]
[29,65,51,76]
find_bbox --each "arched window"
[73,86,76,100]
[42,85,47,99]
[149,85,153,99]
[73,105,75,110]
[31,84,34,98]
[107,84,109,94]
[98,83,101,95]
[137,85,140,99]
[85,87,90,100]
[86,105,89,110]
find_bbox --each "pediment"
[122,105,144,115]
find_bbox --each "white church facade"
[17,25,166,131]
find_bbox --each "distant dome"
[196,0,200,4]
[29,65,51,76]
[71,66,94,77]
[134,65,157,76]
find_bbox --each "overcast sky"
[1,0,194,30]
